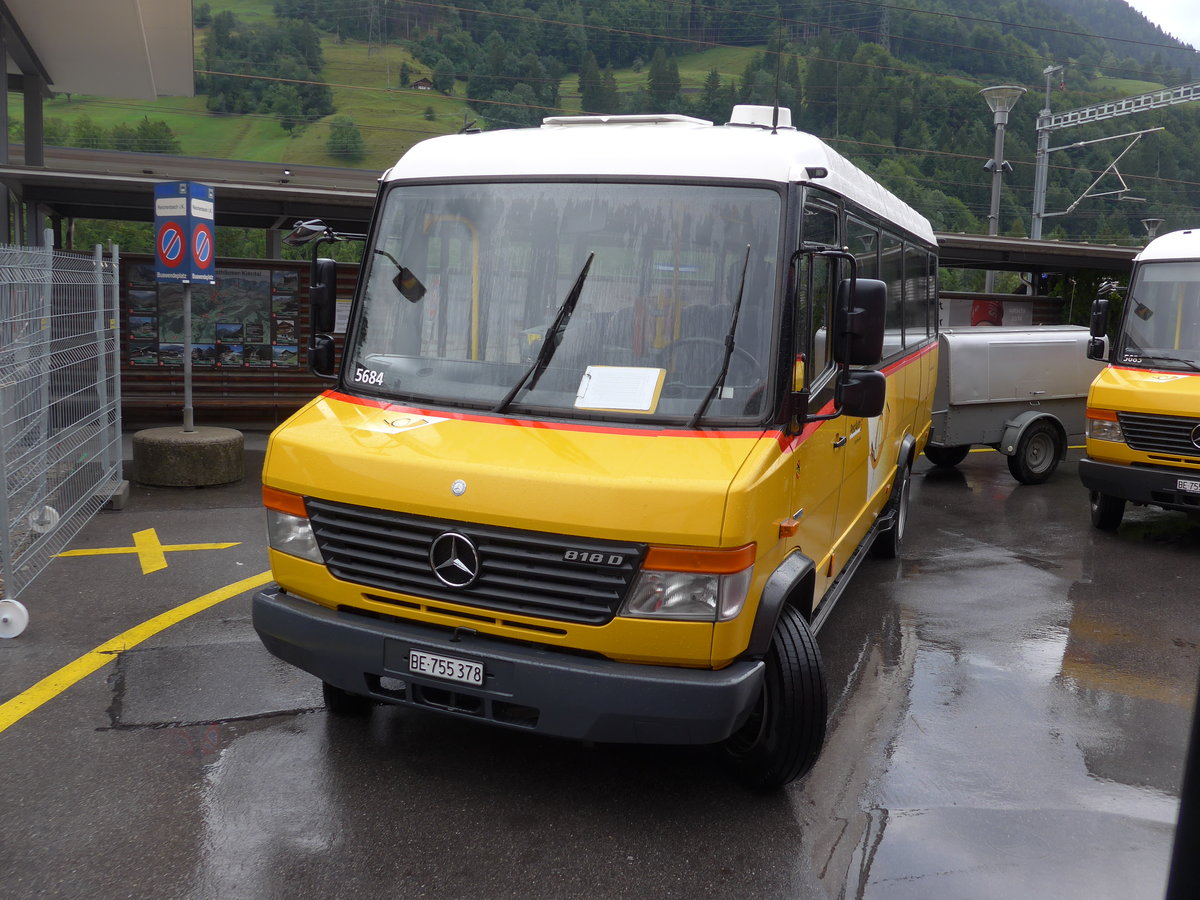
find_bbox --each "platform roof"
[3,0,194,98]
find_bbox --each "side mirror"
[284,218,330,247]
[833,278,887,366]
[839,368,886,418]
[1086,337,1107,361]
[311,258,337,333]
[309,333,336,377]
[1089,297,1109,339]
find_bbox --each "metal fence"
[0,242,123,637]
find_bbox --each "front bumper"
[253,586,764,744]
[1079,456,1200,513]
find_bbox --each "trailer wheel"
[1007,420,1062,484]
[721,605,827,790]
[871,460,911,559]
[924,444,970,468]
[322,681,374,717]
[1090,490,1126,531]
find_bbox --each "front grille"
[1118,411,1200,458]
[306,498,645,625]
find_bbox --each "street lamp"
[980,85,1026,293]
[1141,217,1165,242]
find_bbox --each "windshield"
[344,182,782,424]
[1118,261,1200,371]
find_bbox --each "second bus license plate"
[1178,478,1200,495]
[409,649,484,686]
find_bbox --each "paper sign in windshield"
[575,366,666,413]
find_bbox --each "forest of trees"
[13,114,182,154]
[198,10,334,130]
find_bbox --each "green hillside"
[10,0,1200,249]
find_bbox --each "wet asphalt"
[1,434,1197,899]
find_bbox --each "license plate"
[409,649,484,686]
[1179,478,1200,495]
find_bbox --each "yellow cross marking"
[57,528,240,575]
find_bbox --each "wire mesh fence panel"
[0,244,122,618]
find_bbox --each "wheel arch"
[744,551,816,660]
[897,431,918,472]
[999,411,1067,460]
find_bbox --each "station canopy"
[4,0,194,98]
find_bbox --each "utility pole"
[1030,65,1063,240]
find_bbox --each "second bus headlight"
[1086,408,1124,442]
[265,509,324,564]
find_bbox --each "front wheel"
[1007,420,1063,485]
[1090,490,1126,531]
[721,605,827,789]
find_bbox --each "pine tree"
[327,116,365,162]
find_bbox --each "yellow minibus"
[253,106,938,787]
[1082,229,1200,529]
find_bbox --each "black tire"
[871,460,912,559]
[322,680,374,717]
[1090,490,1126,531]
[924,444,970,468]
[1007,420,1063,485]
[722,605,827,789]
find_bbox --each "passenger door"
[788,202,844,607]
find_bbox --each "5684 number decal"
[354,367,385,386]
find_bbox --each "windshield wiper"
[689,245,752,428]
[1130,353,1200,371]
[493,252,595,414]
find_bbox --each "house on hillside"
[412,77,433,91]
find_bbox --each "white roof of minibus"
[382,111,936,244]
[1136,229,1200,262]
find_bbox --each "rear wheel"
[721,605,827,789]
[1090,490,1126,531]
[871,461,911,559]
[1007,420,1063,485]
[924,444,970,468]
[322,681,374,717]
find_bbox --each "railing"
[0,242,124,637]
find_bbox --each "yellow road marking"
[0,570,272,735]
[57,527,240,575]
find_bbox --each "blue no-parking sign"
[153,182,215,284]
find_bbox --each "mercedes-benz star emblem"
[1191,423,1200,451]
[429,532,480,588]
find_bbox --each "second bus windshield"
[1119,261,1200,371]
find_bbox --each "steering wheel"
[657,337,761,390]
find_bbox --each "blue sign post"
[153,182,216,431]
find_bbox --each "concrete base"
[132,426,245,487]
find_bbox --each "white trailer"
[925,325,1104,483]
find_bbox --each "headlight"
[620,560,753,622]
[265,509,324,563]
[1086,409,1124,442]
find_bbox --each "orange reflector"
[262,485,308,517]
[1086,407,1117,422]
[643,543,756,574]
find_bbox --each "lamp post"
[980,85,1026,293]
[1141,217,1165,242]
